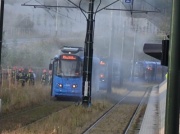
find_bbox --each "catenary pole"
[0,0,4,87]
[82,0,94,106]
[165,0,180,133]
[0,0,4,66]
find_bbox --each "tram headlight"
[72,84,77,88]
[58,83,63,88]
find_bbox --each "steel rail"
[82,86,152,134]
[123,87,152,134]
[82,89,133,134]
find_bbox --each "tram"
[49,46,100,100]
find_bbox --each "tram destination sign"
[61,55,77,60]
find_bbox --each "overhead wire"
[79,0,87,20]
[93,0,102,42]
[34,0,55,18]
[23,0,83,23]
[141,0,161,12]
[96,0,120,13]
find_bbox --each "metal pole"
[0,0,4,66]
[82,0,94,106]
[107,11,113,93]
[165,0,180,133]
[130,29,136,82]
[0,0,4,88]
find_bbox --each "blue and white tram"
[49,46,100,100]
[134,61,167,82]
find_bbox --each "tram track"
[82,86,151,134]
[82,90,132,134]
[123,87,151,134]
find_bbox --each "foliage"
[2,38,63,68]
[15,15,34,29]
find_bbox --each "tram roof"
[61,46,83,54]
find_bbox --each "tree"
[15,15,34,29]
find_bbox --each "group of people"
[11,67,36,86]
[11,67,52,87]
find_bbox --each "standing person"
[11,66,17,84]
[48,70,52,85]
[33,71,36,81]
[16,68,26,87]
[26,69,35,86]
[41,69,48,85]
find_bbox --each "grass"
[8,100,112,134]
[0,81,51,114]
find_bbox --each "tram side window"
[77,61,83,75]
[53,61,57,75]
[53,60,61,75]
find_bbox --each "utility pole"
[165,0,180,133]
[82,0,94,106]
[0,0,4,86]
[0,0,4,66]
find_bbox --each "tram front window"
[60,60,82,77]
